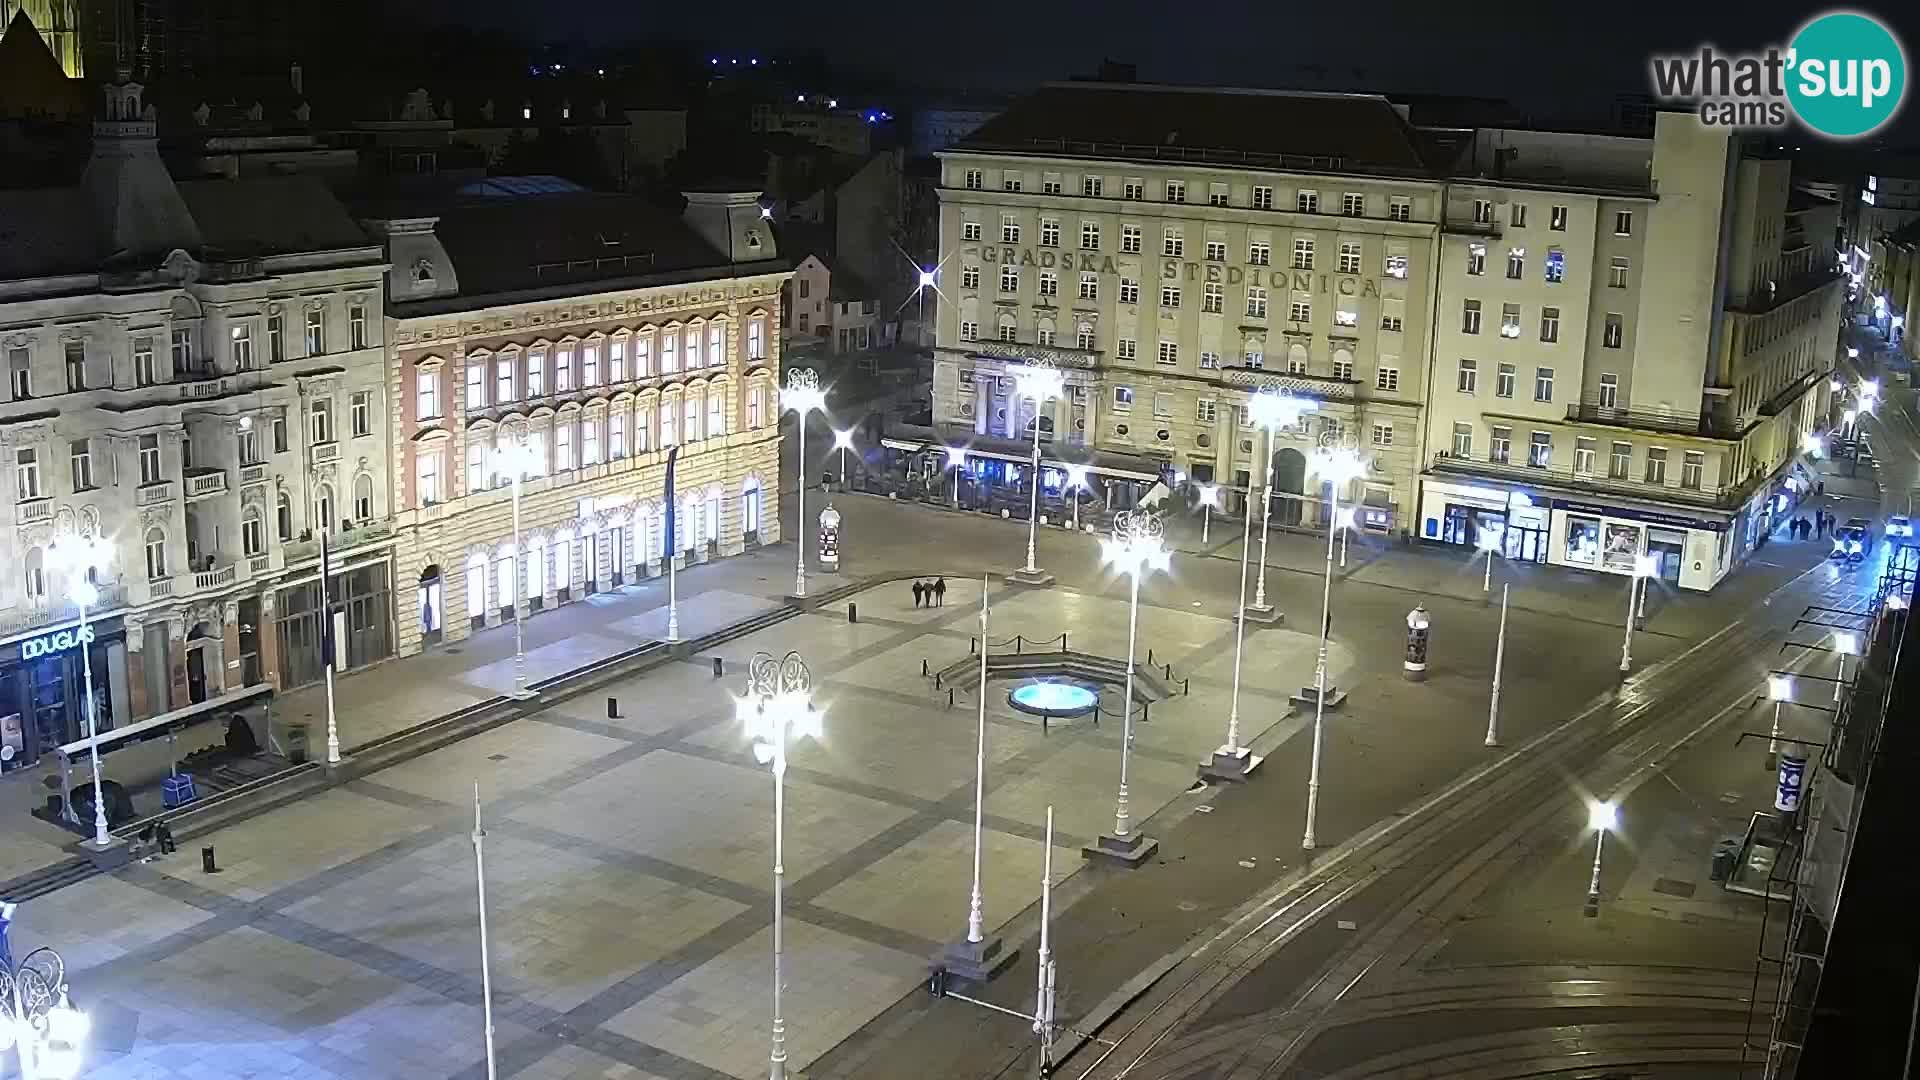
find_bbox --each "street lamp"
[1477,525,1502,593]
[1335,505,1355,569]
[1206,477,1261,782]
[493,442,542,698]
[1302,443,1368,851]
[831,429,856,489]
[1012,361,1066,582]
[45,534,112,849]
[0,938,88,1080]
[1617,554,1661,674]
[1196,484,1219,546]
[1834,630,1859,703]
[1246,391,1318,617]
[1766,674,1793,769]
[944,446,967,507]
[1584,800,1618,917]
[1063,463,1089,533]
[739,651,822,1080]
[783,369,827,598]
[1095,511,1170,863]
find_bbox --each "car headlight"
[1851,541,1864,553]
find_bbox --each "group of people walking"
[912,578,948,607]
[1787,510,1837,541]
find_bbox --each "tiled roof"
[176,176,374,257]
[953,83,1442,178]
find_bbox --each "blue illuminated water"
[1009,682,1099,717]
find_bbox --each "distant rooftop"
[455,175,588,198]
[950,83,1442,178]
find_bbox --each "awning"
[57,682,272,761]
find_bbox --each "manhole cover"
[1652,877,1697,898]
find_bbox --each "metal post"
[322,531,342,761]
[1586,827,1606,911]
[1486,584,1508,747]
[966,577,989,944]
[1483,544,1493,592]
[78,594,108,849]
[1113,564,1141,839]
[472,783,498,1080]
[1201,501,1211,546]
[1302,485,1338,850]
[1767,700,1783,768]
[1025,410,1042,574]
[839,445,848,488]
[511,470,526,694]
[1340,524,1349,569]
[1034,805,1057,1076]
[769,742,789,1079]
[795,414,807,599]
[1618,574,1638,673]
[667,514,680,642]
[1253,424,1276,609]
[1224,491,1254,756]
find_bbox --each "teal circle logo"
[1787,11,1907,138]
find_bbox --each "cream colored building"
[364,189,788,659]
[1420,113,1842,592]
[933,83,1446,531]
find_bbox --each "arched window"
[23,548,45,602]
[352,473,374,522]
[242,505,265,556]
[312,483,335,534]
[705,485,722,544]
[276,490,293,540]
[144,527,168,579]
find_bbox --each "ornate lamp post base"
[79,833,131,870]
[1200,746,1262,783]
[1238,603,1284,626]
[1288,685,1348,711]
[937,935,1018,984]
[1082,831,1158,867]
[1006,568,1056,587]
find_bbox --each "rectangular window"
[661,400,679,446]
[1457,357,1478,394]
[1545,248,1565,283]
[1164,179,1186,203]
[1196,398,1217,422]
[554,422,574,471]
[1609,441,1631,479]
[133,337,157,386]
[1042,174,1062,195]
[960,321,978,342]
[1535,366,1556,402]
[1645,447,1668,484]
[237,426,258,466]
[68,438,91,490]
[1119,279,1140,305]
[267,315,285,363]
[1252,186,1274,210]
[1598,373,1619,409]
[1506,248,1524,279]
[7,348,29,399]
[466,360,486,409]
[304,308,324,355]
[1078,272,1098,300]
[999,323,1017,343]
[1376,366,1399,392]
[351,390,371,436]
[1608,257,1630,288]
[1334,307,1358,328]
[349,305,368,350]
[1286,351,1308,375]
[1112,386,1133,410]
[610,410,627,458]
[636,404,654,450]
[15,448,40,500]
[415,446,441,504]
[1473,198,1493,224]
[1156,341,1178,365]
[962,265,980,289]
[1528,431,1551,468]
[962,221,982,242]
[608,339,625,382]
[663,331,684,373]
[272,414,288,454]
[1163,229,1184,257]
[1296,190,1318,213]
[1249,241,1271,266]
[1682,450,1704,490]
[1001,216,1020,244]
[634,335,653,377]
[1199,351,1219,370]
[228,326,251,371]
[1452,422,1473,458]
[1207,183,1228,207]
[1116,339,1136,361]
[1389,197,1411,222]
[1541,307,1561,343]
[1462,299,1482,334]
[708,389,725,437]
[1574,437,1596,475]
[1205,240,1226,262]
[1246,286,1268,318]
[1510,202,1528,228]
[1244,347,1264,369]
[1000,265,1019,292]
[1381,312,1403,332]
[1082,175,1103,197]
[1603,314,1624,349]
[1077,326,1095,350]
[583,343,600,385]
[1292,237,1314,269]
[1114,225,1142,256]
[497,356,516,402]
[138,434,161,484]
[1342,192,1365,217]
[1003,174,1022,192]
[528,348,547,395]
[1202,282,1222,312]
[1289,299,1311,322]
[62,340,85,391]
[416,369,440,419]
[1332,356,1354,380]
[1039,271,1059,298]
[309,398,333,444]
[964,169,982,190]
[1500,303,1522,338]
[1489,426,1512,464]
[1614,210,1633,235]
[1081,222,1100,250]
[748,317,767,361]
[1338,241,1361,274]
[1152,392,1173,419]
[170,328,192,374]
[1466,243,1486,275]
[1496,362,1516,398]
[1371,422,1393,447]
[1040,218,1060,247]
[1036,327,1055,346]
[1550,205,1568,231]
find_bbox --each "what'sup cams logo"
[1649,10,1907,138]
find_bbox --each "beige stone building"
[932,83,1445,531]
[362,189,788,659]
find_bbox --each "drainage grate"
[1652,877,1697,898]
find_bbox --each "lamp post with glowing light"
[45,534,113,850]
[0,938,89,1080]
[493,441,542,698]
[1584,800,1617,917]
[1011,361,1065,584]
[1063,463,1088,532]
[1485,583,1510,747]
[832,428,856,489]
[1302,442,1368,851]
[739,651,822,1080]
[1834,631,1858,703]
[1090,511,1169,865]
[783,369,826,599]
[1766,674,1793,769]
[1196,484,1219,546]
[1246,391,1317,621]
[1618,553,1660,674]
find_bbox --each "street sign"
[1776,753,1807,813]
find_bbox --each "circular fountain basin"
[1009,681,1099,719]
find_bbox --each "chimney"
[290,62,304,96]
[682,190,775,265]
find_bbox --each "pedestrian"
[912,581,924,608]
[934,577,947,606]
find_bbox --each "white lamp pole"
[783,369,826,599]
[966,576,990,943]
[1617,554,1659,674]
[832,428,855,489]
[49,535,112,850]
[1302,442,1367,851]
[1197,484,1218,546]
[1101,511,1169,845]
[1766,674,1792,769]
[1486,583,1509,747]
[741,651,822,1080]
[1064,464,1087,533]
[494,443,538,698]
[667,503,680,643]
[945,446,966,509]
[1480,528,1499,592]
[1585,800,1617,916]
[471,782,498,1080]
[1012,361,1065,577]
[1335,505,1354,569]
[1213,480,1257,773]
[1834,631,1858,703]
[1246,391,1317,612]
[1033,804,1057,1076]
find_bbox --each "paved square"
[374,719,631,807]
[150,788,440,902]
[811,819,1074,944]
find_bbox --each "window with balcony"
[169,329,192,376]
[304,309,325,355]
[13,447,39,501]
[1529,431,1551,468]
[139,434,162,484]
[1452,422,1473,458]
[309,399,333,444]
[1682,451,1704,490]
[242,507,264,557]
[1598,373,1619,409]
[229,326,252,371]
[1490,426,1512,463]
[352,390,371,437]
[998,322,1017,343]
[1496,362,1516,398]
[144,527,167,580]
[134,337,157,386]
[238,427,258,465]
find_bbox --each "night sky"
[427,0,1920,138]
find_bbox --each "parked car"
[1833,518,1874,562]
[1889,515,1914,544]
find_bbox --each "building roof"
[176,176,375,257]
[0,11,87,119]
[952,83,1441,178]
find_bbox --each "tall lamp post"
[1766,674,1793,769]
[1196,484,1219,547]
[1063,464,1088,533]
[944,576,1012,980]
[1584,799,1618,917]
[1335,505,1355,569]
[1301,442,1368,851]
[1203,475,1261,781]
[832,428,856,489]
[1089,511,1169,865]
[493,442,541,699]
[1617,553,1660,674]
[944,446,967,508]
[740,651,822,1080]
[0,938,88,1080]
[1246,391,1317,621]
[1478,525,1502,593]
[1011,361,1065,584]
[46,535,113,851]
[1485,583,1510,748]
[1833,631,1859,703]
[783,369,826,599]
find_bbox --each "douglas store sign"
[21,625,94,661]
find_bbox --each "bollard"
[849,602,858,624]
[947,689,955,708]
[201,845,219,874]
[935,674,943,690]
[922,658,930,677]
[608,696,620,719]
[1142,702,1151,723]
[1183,677,1190,695]
[713,657,724,679]
[1164,663,1172,681]
[970,637,977,655]
[1148,648,1156,666]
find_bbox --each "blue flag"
[664,445,681,555]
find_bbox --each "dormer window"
[413,259,435,284]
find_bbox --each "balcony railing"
[149,577,175,599]
[249,554,272,575]
[135,481,175,507]
[193,564,237,590]
[1564,401,1730,439]
[283,520,396,563]
[1429,451,1758,510]
[184,469,228,498]
[239,463,269,486]
[0,583,127,636]
[1221,367,1358,400]
[177,374,232,400]
[310,441,340,465]
[16,497,52,525]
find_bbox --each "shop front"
[274,556,396,690]
[0,616,132,772]
[1418,480,1549,563]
